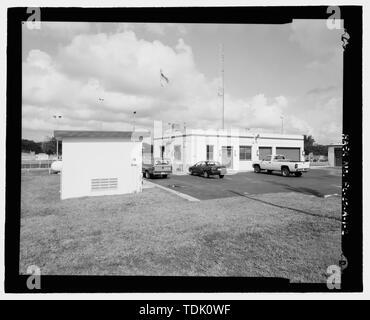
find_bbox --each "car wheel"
[219,174,224,179]
[203,171,209,178]
[267,170,272,174]
[294,172,302,177]
[254,165,261,173]
[281,167,290,177]
[163,175,168,179]
[145,171,151,179]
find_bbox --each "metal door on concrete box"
[221,146,233,168]
[334,147,342,166]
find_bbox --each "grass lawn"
[20,171,341,282]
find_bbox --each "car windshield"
[207,161,220,166]
[155,159,170,165]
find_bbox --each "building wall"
[328,145,342,167]
[153,129,304,173]
[61,137,142,199]
[328,147,334,166]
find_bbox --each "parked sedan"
[189,161,227,178]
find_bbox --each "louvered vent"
[91,178,118,191]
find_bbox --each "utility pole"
[98,98,104,130]
[219,43,225,130]
[183,122,186,173]
[133,111,136,131]
[53,115,62,159]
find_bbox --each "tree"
[303,135,328,156]
[21,139,42,153]
[303,135,315,154]
[41,136,62,155]
[314,144,328,156]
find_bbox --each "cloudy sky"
[22,20,343,144]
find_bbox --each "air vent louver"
[91,178,118,191]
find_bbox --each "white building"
[152,127,305,173]
[55,130,148,200]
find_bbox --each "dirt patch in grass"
[20,174,341,282]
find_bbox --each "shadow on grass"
[265,181,325,197]
[228,190,340,222]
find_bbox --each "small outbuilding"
[327,144,343,167]
[54,130,148,200]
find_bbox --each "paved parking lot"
[148,167,342,200]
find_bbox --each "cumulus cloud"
[42,21,90,35]
[143,23,187,36]
[23,31,219,133]
[116,23,187,36]
[289,19,343,58]
[22,26,338,143]
[23,22,91,41]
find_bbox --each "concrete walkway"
[143,179,200,202]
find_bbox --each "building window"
[239,146,252,160]
[206,145,214,160]
[174,145,181,161]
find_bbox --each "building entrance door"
[258,147,272,160]
[222,146,233,169]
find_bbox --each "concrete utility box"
[328,144,343,167]
[54,131,148,200]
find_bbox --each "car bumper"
[152,172,171,176]
[295,168,309,172]
[210,169,227,175]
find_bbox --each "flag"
[160,69,169,87]
[218,87,224,97]
[171,123,181,131]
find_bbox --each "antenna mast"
[219,44,225,130]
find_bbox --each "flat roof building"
[151,126,305,173]
[54,130,149,200]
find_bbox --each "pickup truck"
[252,154,309,177]
[142,158,172,179]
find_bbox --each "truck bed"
[142,160,172,178]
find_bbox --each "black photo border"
[5,5,363,293]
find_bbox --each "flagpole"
[220,44,225,130]
[133,111,136,131]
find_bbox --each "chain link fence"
[21,159,55,170]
